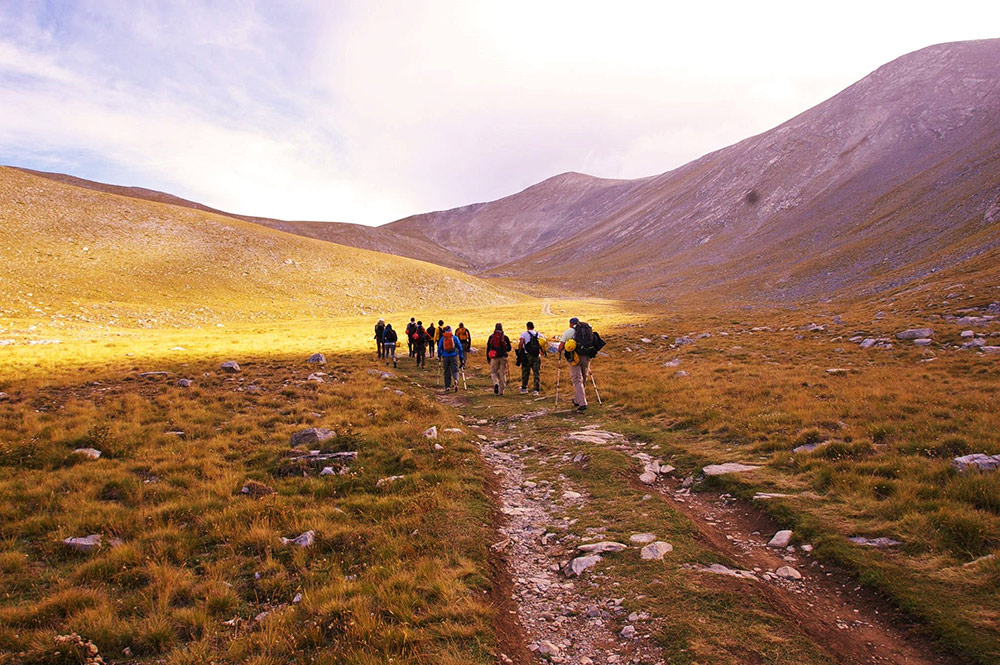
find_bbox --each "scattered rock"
[825,368,849,375]
[306,353,326,364]
[577,541,627,554]
[289,428,336,447]
[241,480,276,498]
[702,462,760,476]
[640,541,673,560]
[377,475,405,488]
[982,346,1000,354]
[567,430,619,445]
[913,338,933,346]
[176,378,192,388]
[433,443,444,451]
[629,533,657,544]
[220,360,241,373]
[565,554,602,576]
[673,370,689,378]
[792,441,828,453]
[639,470,658,484]
[640,337,653,344]
[442,427,464,434]
[849,536,902,548]
[663,358,681,367]
[306,373,325,382]
[0,392,8,402]
[537,641,561,656]
[72,448,102,460]
[753,492,794,500]
[700,563,757,579]
[140,371,171,378]
[424,426,438,438]
[961,330,976,338]
[674,335,696,346]
[952,453,1000,473]
[562,490,583,500]
[775,566,802,580]
[281,530,315,548]
[896,328,933,340]
[620,625,637,639]
[768,530,793,548]
[63,534,102,552]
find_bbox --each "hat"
[495,322,503,331]
[378,318,384,323]
[569,317,579,325]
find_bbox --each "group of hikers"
[373,316,605,412]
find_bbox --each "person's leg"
[450,357,459,390]
[531,356,541,392]
[490,358,500,392]
[521,359,530,391]
[570,360,586,407]
[498,359,507,395]
[442,356,452,388]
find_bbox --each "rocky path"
[432,390,964,665]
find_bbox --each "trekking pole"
[461,363,468,390]
[589,368,603,405]
[555,362,561,408]
[436,358,441,386]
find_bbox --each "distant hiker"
[438,325,465,391]
[455,322,472,354]
[433,320,444,353]
[558,317,605,412]
[405,318,417,357]
[375,318,385,359]
[517,321,547,395]
[486,322,512,395]
[426,321,437,358]
[382,323,398,368]
[413,320,429,368]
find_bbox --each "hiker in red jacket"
[486,323,512,395]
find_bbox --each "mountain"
[0,167,522,329]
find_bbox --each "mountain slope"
[0,167,523,329]
[491,39,1000,301]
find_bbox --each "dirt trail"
[436,388,965,665]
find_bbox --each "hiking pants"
[490,357,508,394]
[384,343,396,364]
[521,354,541,391]
[415,345,426,368]
[569,355,591,406]
[376,339,384,359]
[442,355,459,389]
[407,335,414,356]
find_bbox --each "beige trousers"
[569,355,591,406]
[490,356,508,394]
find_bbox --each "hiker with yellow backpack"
[455,322,472,354]
[558,317,606,412]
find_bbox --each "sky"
[1,1,998,226]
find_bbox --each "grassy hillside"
[0,167,523,336]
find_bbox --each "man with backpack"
[486,323,512,395]
[517,321,547,395]
[382,323,398,368]
[405,318,416,357]
[558,317,605,412]
[375,318,385,359]
[412,320,430,368]
[437,325,465,391]
[455,322,472,354]
[426,321,436,358]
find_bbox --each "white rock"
[376,475,405,487]
[290,428,336,447]
[629,533,657,544]
[320,467,336,476]
[767,530,793,548]
[848,536,903,548]
[913,338,933,346]
[281,530,315,548]
[639,471,658,485]
[577,541,627,554]
[663,358,681,367]
[775,566,802,580]
[562,490,583,500]
[442,428,464,434]
[424,426,438,438]
[896,328,933,340]
[566,555,602,576]
[620,625,637,639]
[640,541,673,560]
[952,453,1000,473]
[72,448,102,460]
[433,443,444,451]
[63,534,102,552]
[220,360,241,373]
[640,338,653,344]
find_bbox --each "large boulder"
[289,428,336,447]
[896,328,933,340]
[952,453,1000,473]
[640,541,673,560]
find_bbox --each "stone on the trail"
[849,536,902,548]
[290,428,336,447]
[433,443,444,451]
[962,338,986,349]
[562,490,583,500]
[367,369,393,379]
[577,541,627,554]
[72,448,102,460]
[565,554,602,576]
[630,533,657,544]
[961,330,976,338]
[702,462,760,476]
[982,346,1000,354]
[663,358,681,367]
[424,426,438,439]
[220,360,241,373]
[620,625,637,639]
[952,453,1000,473]
[281,530,315,548]
[768,530,793,548]
[640,337,653,344]
[640,541,673,560]
[567,430,618,445]
[241,480,276,498]
[306,353,326,364]
[913,338,933,346]
[176,378,192,388]
[307,373,324,382]
[896,328,933,340]
[776,566,802,580]
[376,475,405,488]
[537,641,561,656]
[63,534,102,552]
[800,544,814,552]
[639,470,658,485]
[753,492,794,500]
[859,338,876,349]
[701,563,756,579]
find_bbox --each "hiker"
[405,318,416,357]
[382,323,398,368]
[455,322,472,354]
[437,325,465,391]
[517,321,547,395]
[413,320,429,368]
[374,318,385,359]
[558,317,604,412]
[486,322,512,395]
[426,321,436,358]
[433,320,444,355]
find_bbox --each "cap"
[569,317,579,325]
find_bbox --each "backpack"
[442,332,455,352]
[574,322,599,357]
[456,327,470,343]
[406,322,415,335]
[525,331,540,357]
[487,331,506,358]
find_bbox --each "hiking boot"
[494,384,499,394]
[519,387,528,394]
[453,385,459,392]
[393,360,397,368]
[576,405,587,412]
[532,390,539,396]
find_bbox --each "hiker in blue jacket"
[437,325,465,391]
